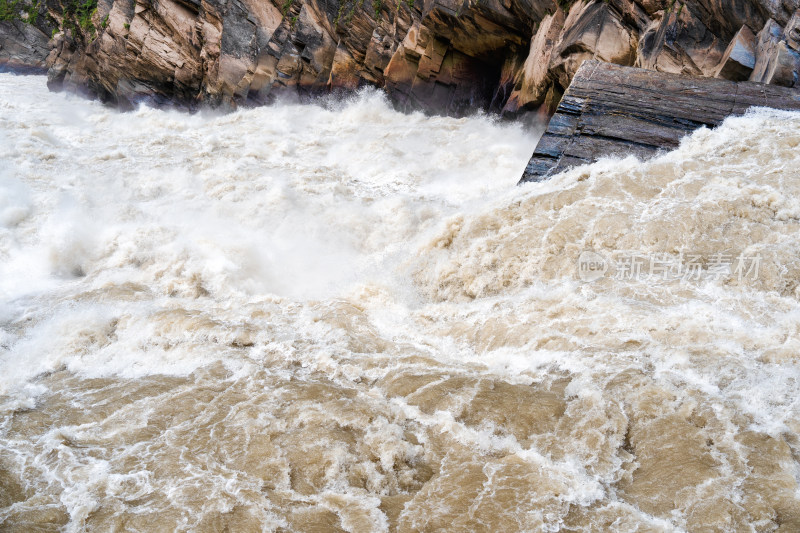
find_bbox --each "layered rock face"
[1,0,799,113]
[521,60,800,182]
[0,8,55,73]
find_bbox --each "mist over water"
[1,73,800,532]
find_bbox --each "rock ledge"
[520,60,800,183]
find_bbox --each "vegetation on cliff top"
[68,0,98,33]
[1,0,97,43]
[0,0,41,23]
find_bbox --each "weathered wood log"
[519,60,800,183]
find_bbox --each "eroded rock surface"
[520,60,800,183]
[1,0,799,113]
[0,15,54,73]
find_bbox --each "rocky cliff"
[521,60,800,182]
[0,9,55,72]
[1,0,799,113]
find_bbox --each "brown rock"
[751,17,800,86]
[715,24,756,80]
[750,18,784,82]
[637,2,727,77]
[558,1,638,68]
[787,9,800,50]
[502,1,639,116]
[0,0,798,117]
[755,40,800,86]
[502,10,566,115]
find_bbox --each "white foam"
[2,73,800,531]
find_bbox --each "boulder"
[750,17,800,86]
[637,2,727,77]
[758,40,800,85]
[520,60,800,183]
[787,9,800,50]
[714,24,756,80]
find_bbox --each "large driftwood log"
[519,60,800,183]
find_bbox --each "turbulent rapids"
[2,73,800,532]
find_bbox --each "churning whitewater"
[2,73,800,532]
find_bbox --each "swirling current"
[2,73,800,532]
